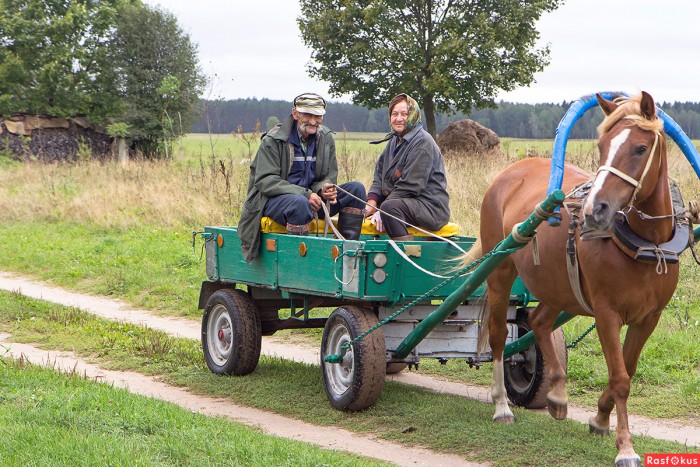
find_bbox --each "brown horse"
[477,92,678,466]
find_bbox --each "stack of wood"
[0,114,112,161]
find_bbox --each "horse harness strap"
[563,182,595,316]
[564,175,690,298]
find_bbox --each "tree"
[0,0,125,119]
[0,0,206,156]
[112,4,207,155]
[298,0,562,137]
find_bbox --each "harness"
[563,124,691,314]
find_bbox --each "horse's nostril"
[593,202,609,218]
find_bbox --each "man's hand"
[308,192,323,212]
[364,200,378,217]
[320,183,337,203]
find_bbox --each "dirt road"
[1,271,698,456]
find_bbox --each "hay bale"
[436,119,500,154]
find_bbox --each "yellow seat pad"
[260,217,461,237]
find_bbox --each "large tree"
[0,0,126,119]
[112,4,207,155]
[0,0,206,155]
[298,0,563,137]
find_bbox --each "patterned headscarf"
[389,93,422,137]
[370,93,423,144]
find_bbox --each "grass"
[0,356,385,466]
[0,132,699,456]
[1,290,697,466]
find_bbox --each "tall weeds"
[0,138,698,234]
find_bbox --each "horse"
[474,92,679,466]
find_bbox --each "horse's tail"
[456,237,483,271]
[477,292,491,355]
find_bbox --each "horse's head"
[582,91,665,231]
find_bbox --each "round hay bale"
[436,119,500,154]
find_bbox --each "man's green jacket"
[237,115,337,262]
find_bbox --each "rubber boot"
[337,207,364,240]
[286,223,309,236]
[391,234,414,241]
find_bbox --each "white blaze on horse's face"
[582,128,631,228]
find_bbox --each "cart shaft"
[392,190,566,360]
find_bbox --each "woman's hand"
[369,211,384,232]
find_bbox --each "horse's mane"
[597,94,664,136]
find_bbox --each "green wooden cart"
[198,192,567,411]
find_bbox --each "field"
[0,132,699,463]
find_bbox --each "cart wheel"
[202,288,262,376]
[386,362,408,374]
[504,308,568,409]
[321,306,386,411]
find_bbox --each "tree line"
[193,98,700,140]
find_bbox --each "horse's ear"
[596,93,618,116]
[640,91,656,120]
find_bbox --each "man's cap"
[294,93,326,116]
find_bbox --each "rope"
[324,243,519,363]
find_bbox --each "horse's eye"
[634,145,647,156]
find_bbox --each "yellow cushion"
[259,217,461,237]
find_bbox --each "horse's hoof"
[547,398,567,420]
[588,416,610,436]
[589,422,610,436]
[615,454,641,467]
[493,414,515,425]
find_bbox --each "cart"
[198,92,700,412]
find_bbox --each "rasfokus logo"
[645,454,700,465]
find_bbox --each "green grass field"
[0,132,699,463]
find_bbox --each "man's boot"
[391,234,414,241]
[337,207,364,240]
[286,223,309,236]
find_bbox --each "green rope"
[324,245,519,363]
[566,322,596,349]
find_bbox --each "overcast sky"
[144,0,700,105]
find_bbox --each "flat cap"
[294,93,326,116]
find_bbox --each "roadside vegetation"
[0,133,698,449]
[1,290,697,466]
[0,350,383,466]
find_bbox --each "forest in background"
[193,98,700,140]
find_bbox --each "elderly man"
[238,93,366,263]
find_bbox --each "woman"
[365,93,450,240]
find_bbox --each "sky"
[144,0,700,105]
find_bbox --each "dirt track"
[1,270,698,464]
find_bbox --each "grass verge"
[1,290,697,466]
[0,356,385,466]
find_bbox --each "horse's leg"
[590,311,642,467]
[487,263,518,424]
[611,315,662,466]
[529,304,568,419]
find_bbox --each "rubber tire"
[504,308,568,409]
[202,288,262,376]
[321,306,386,412]
[386,362,408,374]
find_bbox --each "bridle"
[594,116,662,208]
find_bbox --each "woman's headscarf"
[389,93,422,137]
[370,93,422,144]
